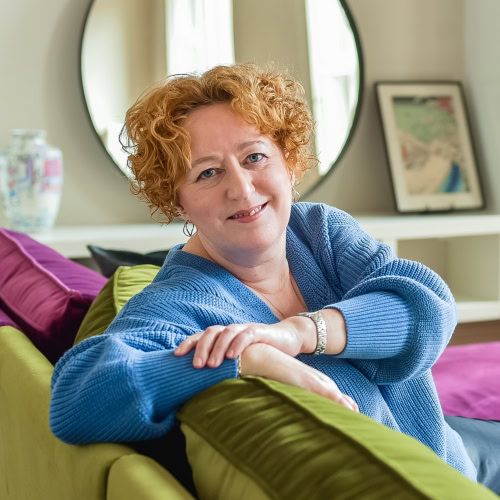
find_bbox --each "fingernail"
[227,350,234,358]
[194,358,202,368]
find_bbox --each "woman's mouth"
[229,202,268,221]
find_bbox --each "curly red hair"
[123,63,317,223]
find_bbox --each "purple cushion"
[0,229,107,364]
[433,341,500,420]
[0,307,19,329]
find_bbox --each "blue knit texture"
[49,202,476,480]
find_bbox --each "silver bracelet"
[296,311,327,355]
[237,354,242,378]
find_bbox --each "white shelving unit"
[356,214,500,324]
[30,214,500,324]
[32,223,188,259]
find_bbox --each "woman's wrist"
[321,308,347,355]
[289,309,347,355]
[239,343,270,377]
[285,316,317,354]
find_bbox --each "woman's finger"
[325,389,353,411]
[314,374,356,412]
[192,326,225,367]
[343,394,359,412]
[338,394,358,412]
[174,332,203,355]
[225,325,262,359]
[207,325,246,367]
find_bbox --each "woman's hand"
[174,319,307,368]
[241,343,359,412]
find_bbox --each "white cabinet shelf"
[31,223,188,259]
[356,214,500,324]
[29,213,500,324]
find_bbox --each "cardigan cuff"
[133,349,239,428]
[325,291,414,360]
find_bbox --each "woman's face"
[177,102,294,260]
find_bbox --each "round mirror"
[81,0,363,196]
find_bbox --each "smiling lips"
[229,202,267,220]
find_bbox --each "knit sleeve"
[49,306,238,445]
[319,207,458,384]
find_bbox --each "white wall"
[0,0,498,227]
[308,0,467,213]
[0,0,152,227]
[464,0,500,214]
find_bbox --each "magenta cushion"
[0,229,107,364]
[0,307,19,329]
[433,341,500,421]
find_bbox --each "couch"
[0,319,193,500]
[0,228,497,499]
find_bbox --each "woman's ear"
[176,203,187,220]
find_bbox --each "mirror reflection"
[81,0,362,195]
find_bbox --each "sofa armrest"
[0,326,189,500]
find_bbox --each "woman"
[50,64,477,483]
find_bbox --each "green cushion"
[0,325,190,500]
[73,264,160,345]
[0,326,133,499]
[108,454,194,500]
[178,377,496,500]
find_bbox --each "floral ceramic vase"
[0,129,63,233]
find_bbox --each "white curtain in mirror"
[166,0,235,75]
[305,0,358,174]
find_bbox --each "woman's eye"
[246,153,265,163]
[199,168,216,180]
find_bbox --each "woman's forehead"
[184,105,275,152]
[183,102,252,131]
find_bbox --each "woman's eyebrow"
[191,155,218,168]
[192,140,267,167]
[237,140,266,151]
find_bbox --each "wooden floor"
[449,320,500,345]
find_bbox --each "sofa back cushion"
[0,229,106,363]
[178,377,497,500]
[87,244,169,278]
[74,264,161,345]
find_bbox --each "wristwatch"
[296,311,327,355]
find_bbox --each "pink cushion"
[433,341,500,420]
[0,229,107,364]
[0,307,19,329]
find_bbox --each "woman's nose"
[225,160,254,201]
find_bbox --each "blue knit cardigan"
[50,202,476,480]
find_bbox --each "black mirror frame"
[78,0,364,198]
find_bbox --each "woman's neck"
[182,232,289,292]
[182,233,307,318]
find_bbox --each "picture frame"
[375,81,484,213]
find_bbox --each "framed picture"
[375,81,484,213]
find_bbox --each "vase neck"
[12,129,46,141]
